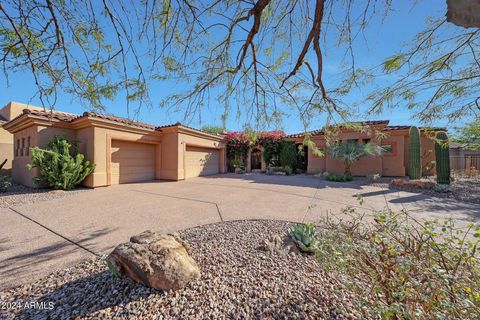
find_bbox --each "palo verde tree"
[0,1,478,130]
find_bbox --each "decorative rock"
[259,235,299,255]
[107,230,201,290]
[390,179,434,190]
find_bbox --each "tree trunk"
[345,161,352,176]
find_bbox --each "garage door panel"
[185,146,219,178]
[110,140,155,184]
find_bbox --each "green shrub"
[230,159,244,168]
[284,165,293,176]
[287,223,319,253]
[0,175,12,192]
[316,207,480,319]
[433,183,453,193]
[325,173,353,182]
[27,135,95,190]
[279,141,297,169]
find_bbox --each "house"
[238,120,437,177]
[2,102,226,187]
[2,101,443,187]
[0,102,45,171]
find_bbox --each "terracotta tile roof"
[286,129,324,138]
[14,108,222,138]
[155,122,182,130]
[383,125,411,131]
[82,112,156,130]
[155,122,226,139]
[23,109,80,122]
[286,120,390,138]
[383,125,446,132]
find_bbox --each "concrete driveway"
[1,173,479,290]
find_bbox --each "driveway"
[1,174,479,290]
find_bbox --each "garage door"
[110,140,155,184]
[185,146,219,178]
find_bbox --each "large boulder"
[107,230,201,290]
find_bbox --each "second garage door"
[185,146,219,178]
[110,140,156,184]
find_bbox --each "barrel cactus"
[435,131,451,185]
[408,126,421,179]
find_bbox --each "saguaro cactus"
[408,126,421,179]
[435,131,451,184]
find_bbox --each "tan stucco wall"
[297,128,410,177]
[11,126,40,187]
[160,131,180,180]
[0,102,44,121]
[0,102,44,170]
[0,126,13,170]
[381,135,406,176]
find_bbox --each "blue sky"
[0,0,466,134]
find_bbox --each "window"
[20,138,25,156]
[362,138,371,144]
[16,139,20,156]
[381,142,397,156]
[27,136,31,156]
[345,139,358,146]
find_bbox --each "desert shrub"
[315,207,480,320]
[433,183,453,193]
[0,175,12,192]
[279,141,297,169]
[287,223,319,253]
[284,165,293,176]
[325,173,353,182]
[27,135,95,190]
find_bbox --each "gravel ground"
[0,220,369,320]
[0,183,90,208]
[368,177,480,204]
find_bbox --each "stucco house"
[241,120,438,177]
[2,102,226,188]
[288,120,438,177]
[1,101,441,188]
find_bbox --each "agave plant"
[328,141,383,176]
[287,223,320,253]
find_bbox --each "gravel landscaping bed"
[0,183,90,208]
[0,220,367,320]
[369,177,480,204]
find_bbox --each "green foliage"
[201,125,225,135]
[433,183,452,193]
[287,223,319,253]
[230,159,243,168]
[408,126,421,179]
[27,135,95,190]
[435,131,451,185]
[257,131,286,167]
[453,117,480,150]
[284,165,293,176]
[325,173,353,182]
[328,141,383,175]
[106,260,121,279]
[316,207,480,320]
[279,141,297,169]
[383,55,405,73]
[0,175,12,192]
